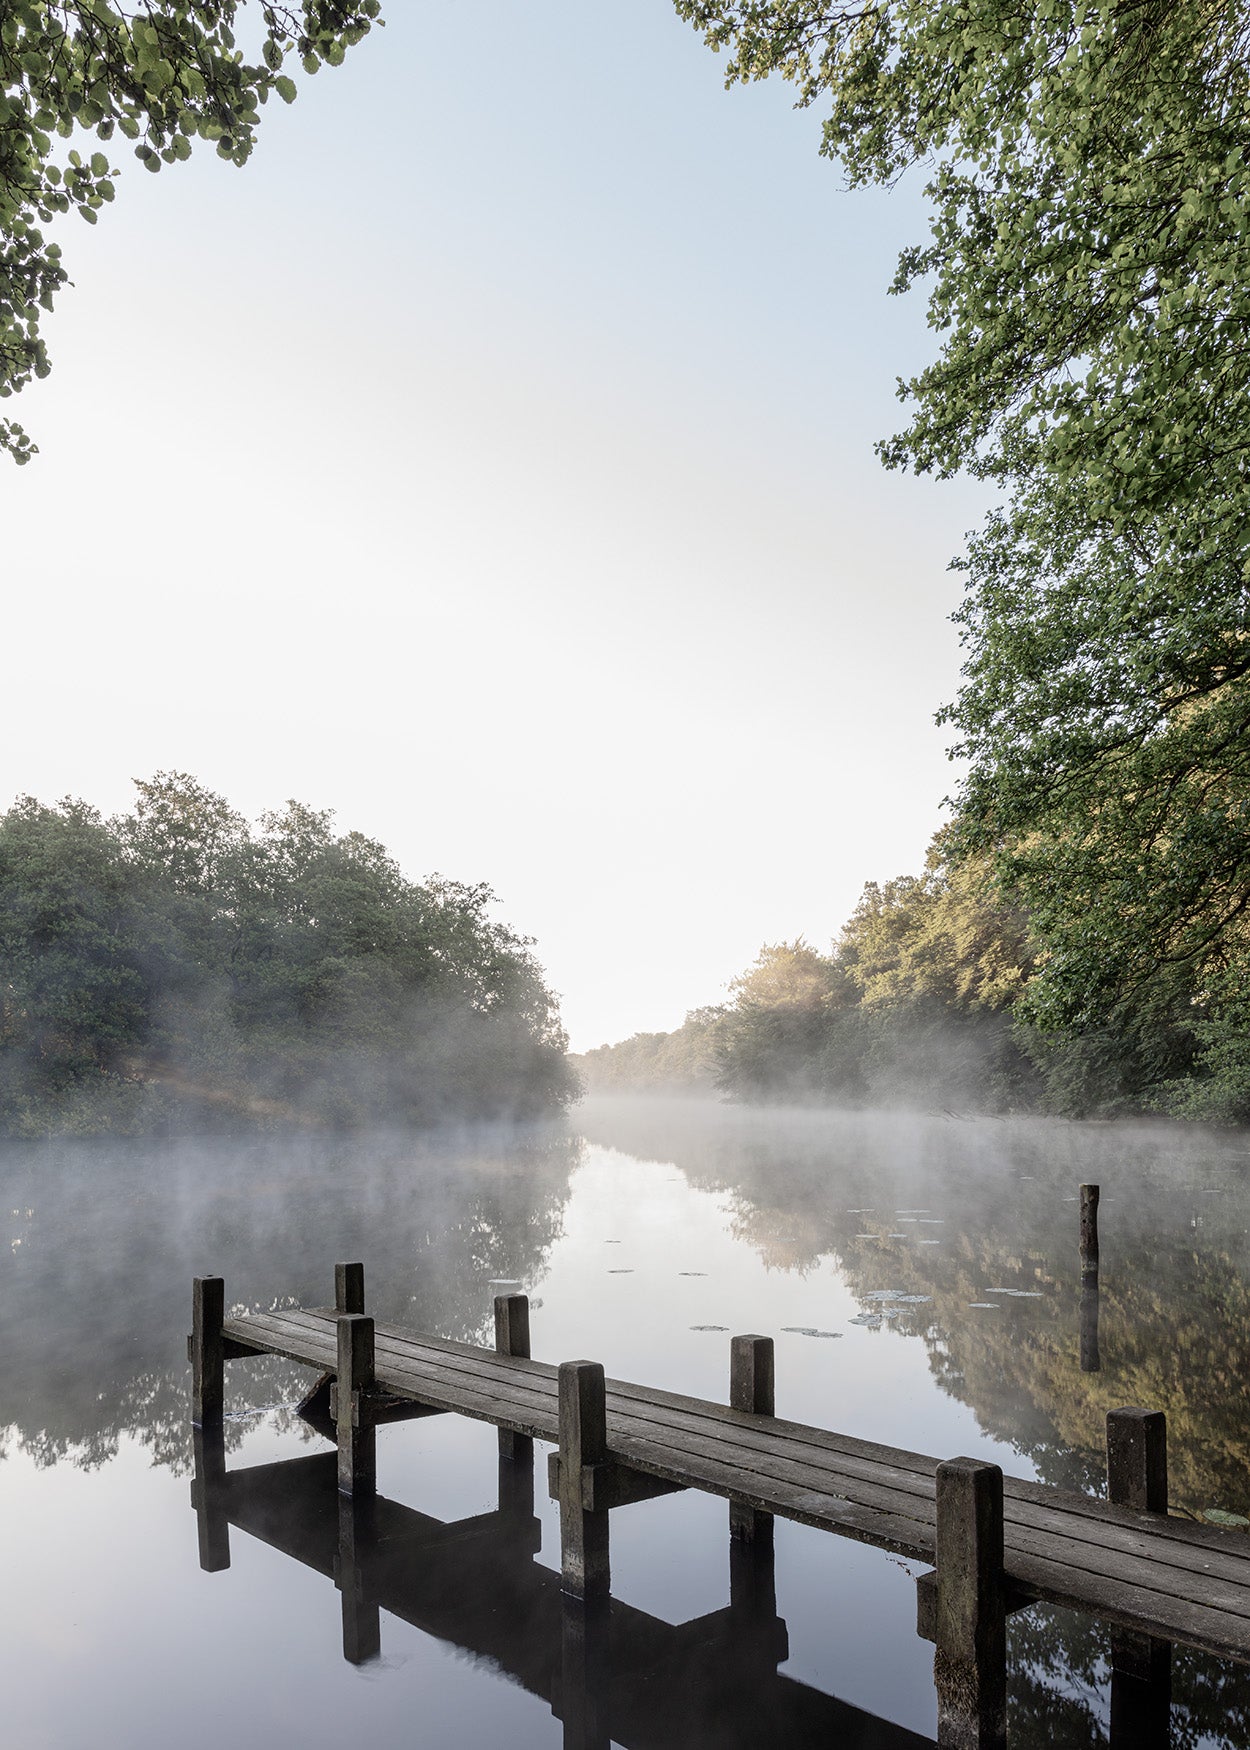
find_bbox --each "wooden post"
[558,1360,610,1602]
[191,1423,230,1572]
[191,1275,225,1428]
[1108,1408,1172,1737]
[1079,1183,1100,1271]
[934,1458,1007,1750]
[336,1261,365,1315]
[336,1314,377,1498]
[496,1292,533,1471]
[337,1494,381,1664]
[729,1334,776,1616]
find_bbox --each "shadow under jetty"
[190,1438,936,1750]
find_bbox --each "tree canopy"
[678,2,1250,1065]
[0,773,574,1132]
[1,2,380,462]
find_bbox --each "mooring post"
[191,1422,230,1572]
[496,1291,534,1475]
[558,1360,610,1602]
[934,1457,1007,1750]
[336,1261,365,1315]
[1079,1183,1100,1271]
[336,1313,377,1497]
[337,1494,382,1664]
[191,1275,225,1428]
[1107,1409,1172,1743]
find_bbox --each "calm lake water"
[5,1094,1250,1747]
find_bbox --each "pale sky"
[3,2,991,1050]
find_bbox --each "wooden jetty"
[190,1255,1250,1749]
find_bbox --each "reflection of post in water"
[337,1494,381,1664]
[1079,1182,1101,1372]
[1107,1408,1172,1748]
[558,1594,611,1750]
[191,1422,230,1572]
[1080,1269,1101,1372]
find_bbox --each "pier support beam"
[1107,1409,1172,1746]
[191,1275,225,1428]
[336,1314,377,1498]
[934,1457,1007,1750]
[558,1360,610,1602]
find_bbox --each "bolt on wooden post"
[934,1457,1007,1750]
[336,1313,377,1498]
[558,1359,610,1602]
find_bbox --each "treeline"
[0,774,575,1134]
[583,830,1242,1120]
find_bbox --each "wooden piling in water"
[1080,1183,1100,1270]
[191,1422,230,1572]
[1080,1268,1101,1373]
[729,1334,775,1555]
[934,1458,1007,1750]
[558,1360,610,1602]
[191,1275,225,1428]
[336,1313,377,1498]
[335,1261,365,1315]
[1107,1408,1172,1738]
[496,1292,533,1468]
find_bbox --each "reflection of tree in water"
[0,1121,580,1474]
[578,1097,1250,1743]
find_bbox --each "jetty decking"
[190,1262,1250,1749]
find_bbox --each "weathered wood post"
[496,1293,535,1519]
[1079,1183,1100,1270]
[934,1458,1007,1750]
[336,1313,377,1498]
[337,1494,381,1664]
[191,1275,225,1428]
[190,1423,230,1572]
[336,1260,365,1315]
[558,1360,610,1602]
[1107,1409,1172,1746]
[729,1334,777,1618]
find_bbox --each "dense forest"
[0,773,575,1134]
[580,827,1242,1121]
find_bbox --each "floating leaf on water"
[919,1239,942,1245]
[863,1289,907,1300]
[1204,1508,1250,1527]
[893,1294,931,1304]
[781,1325,843,1339]
[607,1268,634,1274]
[679,1271,707,1277]
[845,1208,874,1214]
[690,1324,728,1332]
[968,1303,999,1309]
[888,1233,909,1239]
[919,1219,945,1225]
[896,1209,931,1215]
[855,1232,878,1239]
[849,1314,883,1328]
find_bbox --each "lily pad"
[679,1271,707,1277]
[607,1268,634,1274]
[848,1314,883,1328]
[781,1325,842,1339]
[1204,1508,1250,1527]
[968,1302,999,1309]
[690,1324,728,1332]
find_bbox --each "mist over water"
[4,1095,1250,1746]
